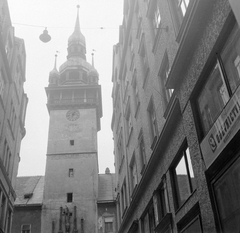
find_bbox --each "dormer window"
[24,193,33,199]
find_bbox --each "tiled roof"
[98,173,116,202]
[15,176,44,206]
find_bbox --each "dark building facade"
[112,0,240,233]
[0,0,28,232]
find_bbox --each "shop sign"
[201,85,240,168]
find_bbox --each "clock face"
[66,109,80,121]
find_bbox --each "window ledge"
[150,135,158,150]
[131,184,138,198]
[118,156,125,174]
[175,189,197,215]
[163,91,176,119]
[152,24,168,54]
[134,102,140,118]
[7,119,15,141]
[142,68,150,89]
[126,127,133,147]
[155,213,172,232]
[140,163,146,175]
[122,206,128,219]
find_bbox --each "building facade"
[12,176,44,233]
[41,6,104,233]
[112,0,240,232]
[0,0,28,232]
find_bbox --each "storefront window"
[221,25,240,94]
[213,157,240,232]
[198,62,230,135]
[197,24,240,137]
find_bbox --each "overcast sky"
[7,0,123,176]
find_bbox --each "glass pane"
[186,148,196,190]
[198,63,230,135]
[182,217,202,233]
[222,25,240,93]
[180,3,186,16]
[175,155,191,206]
[214,158,240,232]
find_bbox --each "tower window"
[67,193,73,203]
[69,168,74,177]
[70,140,74,146]
[21,224,31,233]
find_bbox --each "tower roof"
[49,54,59,77]
[48,54,59,85]
[68,5,86,53]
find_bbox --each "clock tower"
[42,6,102,233]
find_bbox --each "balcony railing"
[48,98,98,105]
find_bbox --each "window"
[125,102,132,140]
[104,217,114,233]
[67,193,73,203]
[21,224,31,233]
[197,24,240,137]
[153,178,170,226]
[9,101,16,130]
[117,130,124,170]
[148,1,161,37]
[5,209,12,233]
[139,130,146,173]
[5,35,13,62]
[172,144,195,209]
[0,194,6,229]
[69,168,74,177]
[136,11,142,39]
[70,140,74,146]
[3,140,11,175]
[130,154,138,193]
[148,204,156,233]
[178,0,190,17]
[167,0,191,35]
[141,203,156,233]
[121,181,128,216]
[147,98,158,148]
[139,34,149,84]
[122,66,129,101]
[221,24,240,93]
[213,157,240,232]
[0,71,5,99]
[180,216,202,233]
[159,53,173,110]
[129,37,135,71]
[132,70,140,115]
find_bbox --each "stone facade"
[112,0,240,232]
[0,0,28,232]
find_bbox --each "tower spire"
[91,51,95,68]
[48,53,59,85]
[53,53,58,71]
[75,5,81,33]
[67,5,86,59]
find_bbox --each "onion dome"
[67,5,86,60]
[49,54,59,85]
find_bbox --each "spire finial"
[91,49,95,68]
[54,54,57,70]
[74,5,81,32]
[54,51,59,70]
